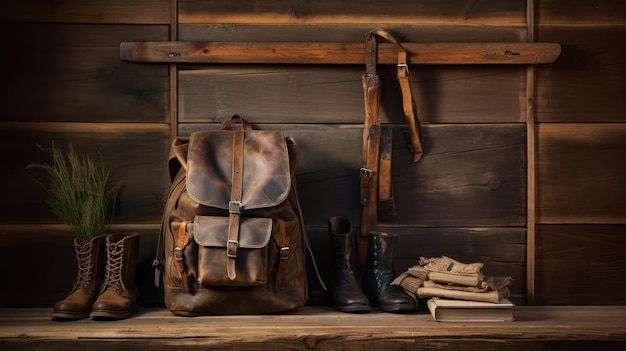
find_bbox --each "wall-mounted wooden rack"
[120,41,561,65]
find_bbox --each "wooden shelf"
[120,41,561,65]
[1,306,624,350]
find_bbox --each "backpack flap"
[186,129,292,210]
[191,216,272,287]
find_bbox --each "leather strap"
[222,114,253,131]
[360,30,382,238]
[227,129,245,280]
[365,29,423,162]
[273,220,290,291]
[359,29,423,265]
[175,221,190,292]
[359,121,381,238]
[397,50,423,162]
[378,127,396,221]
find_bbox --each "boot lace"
[72,240,94,292]
[101,240,126,293]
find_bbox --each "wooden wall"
[0,0,624,308]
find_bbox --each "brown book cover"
[427,298,514,322]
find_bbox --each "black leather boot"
[328,216,370,313]
[362,231,417,313]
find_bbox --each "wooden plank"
[120,41,561,65]
[0,0,170,24]
[179,0,527,24]
[169,0,180,139]
[0,225,162,308]
[177,65,525,124]
[0,122,171,224]
[1,306,626,351]
[526,0,537,304]
[179,23,528,43]
[535,25,626,122]
[389,124,527,227]
[0,23,170,123]
[536,123,626,224]
[538,0,626,24]
[535,224,626,304]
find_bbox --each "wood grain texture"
[1,306,625,351]
[178,0,527,24]
[0,0,170,24]
[538,0,626,24]
[120,41,561,65]
[1,0,623,310]
[0,123,171,224]
[179,23,528,43]
[0,23,170,123]
[535,25,626,122]
[536,123,626,224]
[535,224,626,305]
[177,65,525,124]
[389,124,527,227]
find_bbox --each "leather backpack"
[153,115,312,316]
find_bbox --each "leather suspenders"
[359,29,424,263]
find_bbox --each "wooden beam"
[526,0,537,305]
[2,306,625,351]
[120,41,561,65]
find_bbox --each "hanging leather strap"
[366,29,423,162]
[378,127,396,221]
[175,221,190,292]
[360,30,382,239]
[397,48,423,162]
[227,129,245,280]
[360,29,424,237]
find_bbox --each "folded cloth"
[392,256,513,304]
[419,256,483,274]
[417,286,507,304]
[391,266,429,303]
[422,279,490,293]
[427,271,487,288]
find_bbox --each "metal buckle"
[174,247,183,262]
[228,200,242,214]
[227,240,239,258]
[279,246,290,260]
[360,167,373,177]
[397,63,409,74]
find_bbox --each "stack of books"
[426,297,514,322]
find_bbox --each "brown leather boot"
[362,231,417,313]
[51,234,108,320]
[328,216,370,313]
[90,233,140,320]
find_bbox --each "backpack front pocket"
[191,216,271,287]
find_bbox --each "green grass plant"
[29,144,118,242]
